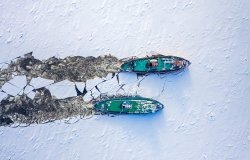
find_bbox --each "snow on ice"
[0,0,250,160]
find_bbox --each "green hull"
[94,96,164,114]
[120,55,190,74]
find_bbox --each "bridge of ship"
[133,57,173,72]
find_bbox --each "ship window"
[121,102,132,109]
[149,59,158,67]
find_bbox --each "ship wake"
[0,53,183,126]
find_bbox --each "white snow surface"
[0,0,250,160]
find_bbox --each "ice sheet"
[0,0,250,160]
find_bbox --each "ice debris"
[0,53,121,126]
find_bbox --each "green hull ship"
[120,55,190,74]
[94,96,164,114]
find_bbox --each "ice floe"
[1,76,27,96]
[29,77,54,89]
[46,80,76,99]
